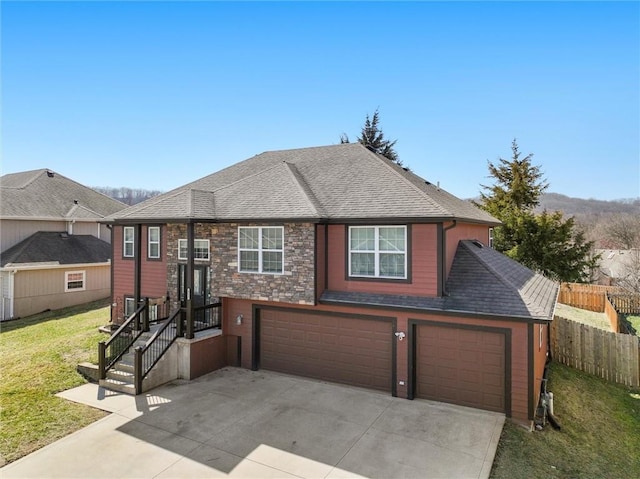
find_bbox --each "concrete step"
[99,377,136,395]
[106,368,134,384]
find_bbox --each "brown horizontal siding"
[326,224,438,296]
[444,222,490,277]
[111,225,168,317]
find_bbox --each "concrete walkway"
[2,368,504,478]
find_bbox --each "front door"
[178,264,210,309]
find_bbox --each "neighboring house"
[105,143,558,427]
[595,249,639,288]
[0,169,127,319]
[0,233,111,318]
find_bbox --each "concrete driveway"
[2,368,504,478]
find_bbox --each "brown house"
[102,143,558,427]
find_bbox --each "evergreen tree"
[341,109,401,165]
[479,140,598,282]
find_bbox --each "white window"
[148,227,160,259]
[123,226,135,257]
[178,239,210,261]
[238,226,284,274]
[65,271,86,292]
[124,297,136,318]
[489,228,494,249]
[149,303,158,321]
[349,226,407,279]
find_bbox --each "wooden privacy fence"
[551,316,640,387]
[608,293,640,315]
[558,283,621,312]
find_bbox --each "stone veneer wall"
[166,222,316,310]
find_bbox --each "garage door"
[259,309,392,392]
[415,325,505,413]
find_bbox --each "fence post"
[143,297,150,332]
[98,341,106,380]
[134,346,143,394]
[177,308,185,337]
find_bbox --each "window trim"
[147,226,161,260]
[489,228,494,249]
[238,226,284,275]
[123,226,135,258]
[177,239,210,261]
[65,270,86,292]
[124,296,136,319]
[347,225,408,280]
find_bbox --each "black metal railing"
[100,298,223,393]
[148,296,171,323]
[134,309,180,394]
[98,299,149,380]
[193,302,222,333]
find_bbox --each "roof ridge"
[359,144,451,217]
[210,162,287,193]
[459,240,521,293]
[282,161,326,218]
[65,203,105,219]
[0,169,47,190]
[117,188,188,218]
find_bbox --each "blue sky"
[2,1,639,201]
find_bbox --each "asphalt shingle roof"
[108,143,499,224]
[1,232,111,267]
[321,240,558,321]
[0,169,126,219]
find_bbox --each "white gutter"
[0,261,111,272]
[0,216,102,222]
[1,269,17,321]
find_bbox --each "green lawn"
[491,361,640,479]
[0,300,110,464]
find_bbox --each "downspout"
[186,221,195,339]
[9,269,17,320]
[134,224,142,329]
[441,220,457,296]
[106,224,114,323]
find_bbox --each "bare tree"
[606,213,640,250]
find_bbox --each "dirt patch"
[555,303,612,331]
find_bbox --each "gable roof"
[0,232,111,267]
[108,143,499,224]
[321,240,558,321]
[0,169,126,220]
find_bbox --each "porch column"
[185,221,195,339]
[134,223,143,330]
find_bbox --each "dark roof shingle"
[321,240,558,321]
[1,169,126,219]
[108,143,499,224]
[1,232,111,267]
